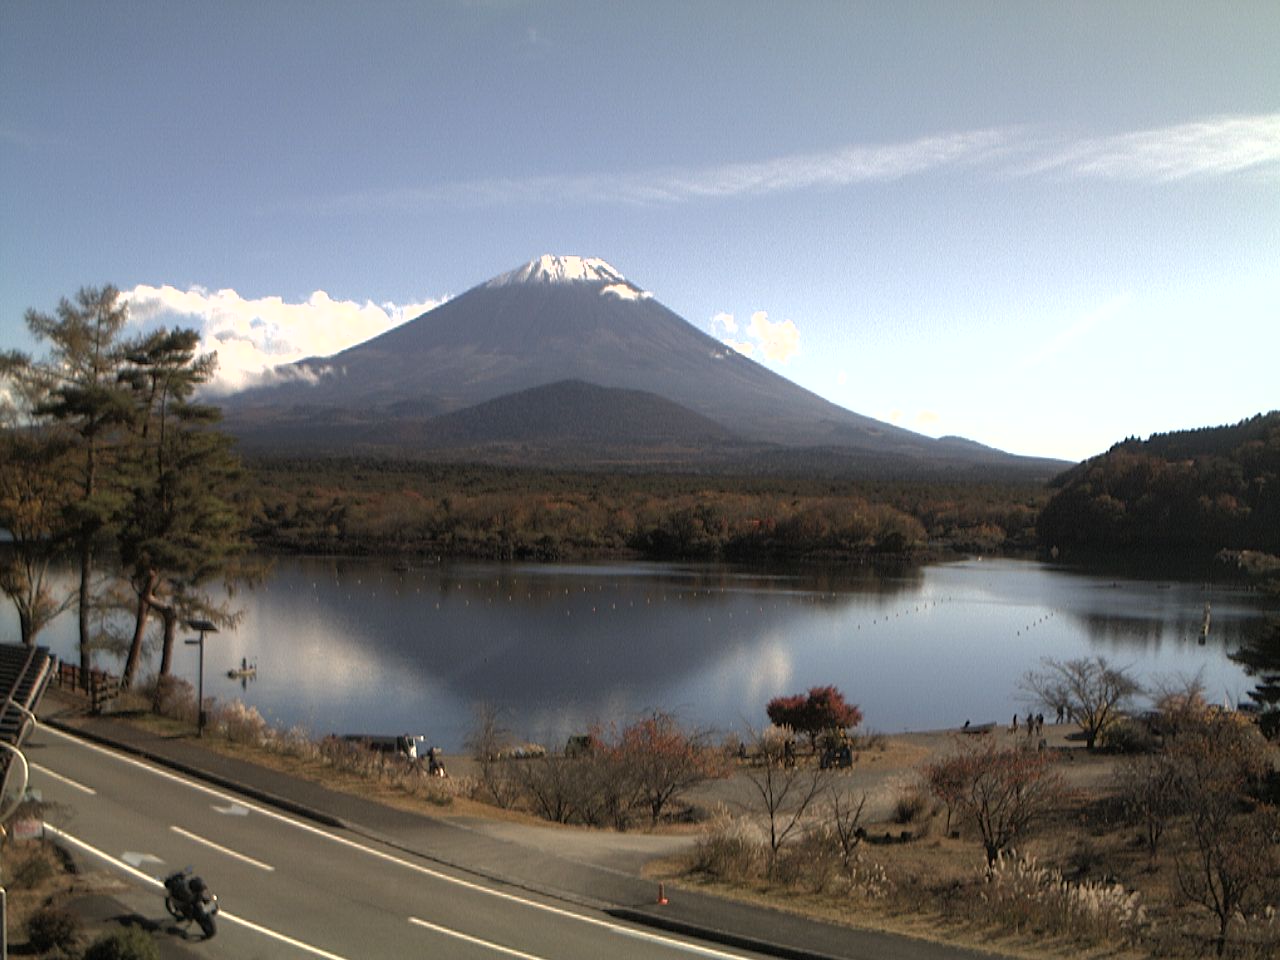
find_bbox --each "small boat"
[227,657,257,680]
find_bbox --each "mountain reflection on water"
[15,558,1271,751]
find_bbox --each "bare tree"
[1114,751,1178,869]
[514,752,577,824]
[1167,710,1279,956]
[1022,656,1142,750]
[464,702,520,809]
[740,725,828,873]
[925,739,1063,867]
[826,787,868,875]
[0,428,76,645]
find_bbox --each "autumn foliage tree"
[766,685,862,751]
[618,711,724,826]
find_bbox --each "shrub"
[211,699,268,746]
[893,786,930,824]
[772,824,838,891]
[692,812,766,882]
[974,850,1146,945]
[25,905,81,953]
[83,926,161,960]
[1104,718,1158,754]
[147,674,196,721]
[273,724,321,760]
[8,846,55,889]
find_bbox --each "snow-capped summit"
[487,255,630,288]
[219,253,1063,476]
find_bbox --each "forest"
[241,456,1047,563]
[1037,412,1280,558]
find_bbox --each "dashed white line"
[170,824,274,871]
[42,725,760,959]
[409,916,549,959]
[42,824,350,960]
[30,762,97,795]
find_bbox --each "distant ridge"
[222,255,1068,477]
[367,380,742,463]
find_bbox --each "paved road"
[29,725,775,960]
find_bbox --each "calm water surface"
[16,557,1273,750]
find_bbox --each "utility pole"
[184,620,218,737]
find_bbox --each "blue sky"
[2,1,1277,461]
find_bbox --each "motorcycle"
[163,867,218,939]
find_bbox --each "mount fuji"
[221,255,1062,475]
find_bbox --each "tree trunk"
[121,570,158,689]
[77,544,93,689]
[158,605,178,677]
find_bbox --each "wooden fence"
[55,662,120,714]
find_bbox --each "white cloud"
[708,310,800,364]
[746,311,800,363]
[124,284,445,394]
[1021,293,1133,369]
[710,311,738,335]
[319,112,1280,212]
[1025,114,1280,181]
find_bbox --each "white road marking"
[43,725,760,959]
[409,916,549,959]
[213,801,250,815]
[43,824,351,960]
[122,852,164,869]
[30,761,96,795]
[170,824,275,871]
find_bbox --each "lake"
[12,557,1273,751]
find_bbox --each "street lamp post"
[184,619,218,737]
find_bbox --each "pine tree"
[22,288,134,678]
[115,328,250,688]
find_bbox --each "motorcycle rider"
[164,868,217,938]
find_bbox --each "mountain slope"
[223,255,1063,474]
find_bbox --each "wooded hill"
[1038,412,1280,556]
[243,457,1048,562]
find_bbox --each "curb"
[42,716,349,830]
[608,906,848,960]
